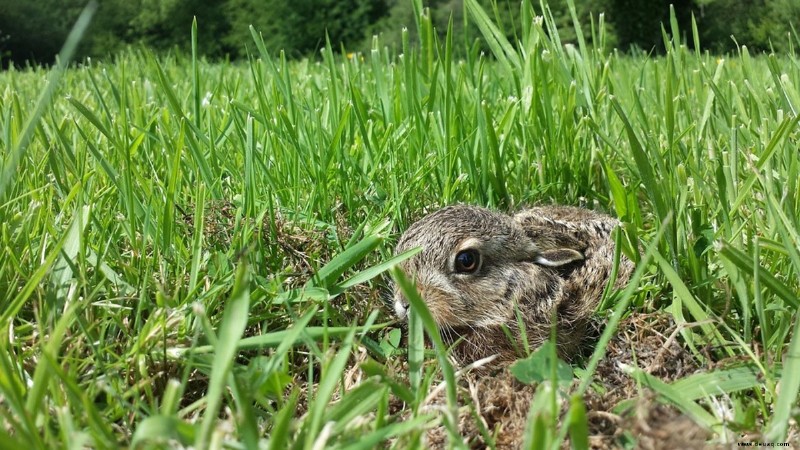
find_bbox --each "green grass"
[1,1,799,448]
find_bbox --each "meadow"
[1,1,799,448]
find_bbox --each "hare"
[392,204,634,367]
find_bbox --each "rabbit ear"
[518,224,586,267]
[534,248,584,267]
[519,224,587,251]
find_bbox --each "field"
[1,1,799,448]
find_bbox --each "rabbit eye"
[454,249,480,273]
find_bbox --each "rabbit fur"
[393,204,634,367]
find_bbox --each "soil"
[420,312,716,449]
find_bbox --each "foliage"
[605,0,693,51]
[372,0,612,55]
[224,0,388,58]
[2,0,800,67]
[0,0,87,64]
[695,0,800,53]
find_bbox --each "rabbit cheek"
[473,303,514,327]
[396,269,460,325]
[419,286,458,325]
[452,276,515,327]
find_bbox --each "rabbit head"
[392,205,586,339]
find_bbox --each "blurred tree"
[606,0,694,52]
[0,0,232,66]
[78,0,139,57]
[0,0,85,66]
[750,0,800,53]
[371,0,613,56]
[118,0,230,55]
[224,0,388,58]
[1,0,797,67]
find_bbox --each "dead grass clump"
[586,312,708,448]
[418,312,711,449]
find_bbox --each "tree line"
[1,0,798,67]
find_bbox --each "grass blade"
[303,327,356,449]
[177,322,383,355]
[765,311,800,442]
[334,246,421,292]
[196,259,251,449]
[391,267,464,449]
[567,395,589,450]
[620,364,719,430]
[307,235,383,289]
[0,1,96,199]
[132,415,195,448]
[611,98,676,265]
[463,0,521,72]
[718,241,800,308]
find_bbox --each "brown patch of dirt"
[423,370,536,449]
[418,312,713,449]
[179,199,238,249]
[180,200,344,277]
[584,312,707,449]
[261,211,339,283]
[623,400,710,450]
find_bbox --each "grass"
[1,0,799,448]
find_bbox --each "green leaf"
[50,205,90,301]
[268,390,300,450]
[653,251,726,341]
[0,428,25,450]
[463,0,521,72]
[670,365,775,400]
[611,98,675,263]
[359,359,415,405]
[132,416,195,449]
[326,380,387,434]
[1,219,73,329]
[603,160,629,220]
[620,363,719,431]
[304,327,356,449]
[179,323,385,356]
[333,414,434,450]
[567,395,589,450]
[391,267,464,449]
[67,97,116,145]
[510,342,573,386]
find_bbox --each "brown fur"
[393,205,633,367]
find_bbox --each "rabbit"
[392,204,634,367]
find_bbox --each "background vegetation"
[2,0,800,67]
[1,0,799,448]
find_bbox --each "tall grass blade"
[611,99,676,265]
[576,214,671,395]
[303,327,356,450]
[765,312,800,442]
[196,260,251,449]
[463,0,521,72]
[307,235,383,289]
[392,267,464,449]
[0,1,97,199]
[718,241,799,308]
